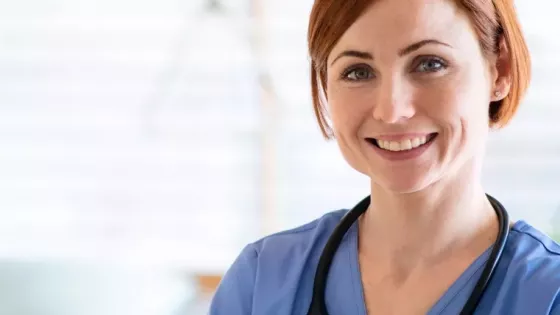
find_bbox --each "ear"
[490,36,512,102]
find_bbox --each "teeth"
[377,136,428,152]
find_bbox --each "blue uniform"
[209,210,560,314]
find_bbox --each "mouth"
[366,133,438,152]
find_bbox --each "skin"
[325,0,511,313]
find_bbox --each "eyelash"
[341,64,374,81]
[340,56,449,82]
[415,56,448,73]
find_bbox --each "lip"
[366,133,438,161]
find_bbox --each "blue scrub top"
[209,210,560,314]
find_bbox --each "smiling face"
[325,0,509,193]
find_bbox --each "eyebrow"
[330,39,452,66]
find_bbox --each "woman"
[210,0,560,314]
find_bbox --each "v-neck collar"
[345,222,494,315]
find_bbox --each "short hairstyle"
[307,0,532,139]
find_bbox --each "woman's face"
[326,0,507,193]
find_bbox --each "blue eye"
[343,66,374,81]
[416,57,447,73]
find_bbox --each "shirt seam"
[240,245,259,313]
[510,229,560,256]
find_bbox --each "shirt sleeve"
[208,244,258,315]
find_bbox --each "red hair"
[307,0,532,139]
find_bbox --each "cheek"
[326,85,373,175]
[452,77,492,137]
[422,76,491,163]
[418,72,490,128]
[327,85,371,135]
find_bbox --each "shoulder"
[491,220,560,314]
[209,209,348,315]
[251,209,348,260]
[246,209,349,286]
[507,220,560,279]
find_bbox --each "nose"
[371,78,415,124]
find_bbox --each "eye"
[342,65,374,81]
[414,57,447,73]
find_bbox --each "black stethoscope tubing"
[307,194,510,315]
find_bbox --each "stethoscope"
[307,194,510,315]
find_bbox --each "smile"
[365,133,438,161]
[368,133,438,152]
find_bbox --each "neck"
[358,159,498,277]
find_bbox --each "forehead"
[330,0,476,57]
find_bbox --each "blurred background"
[0,0,559,314]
